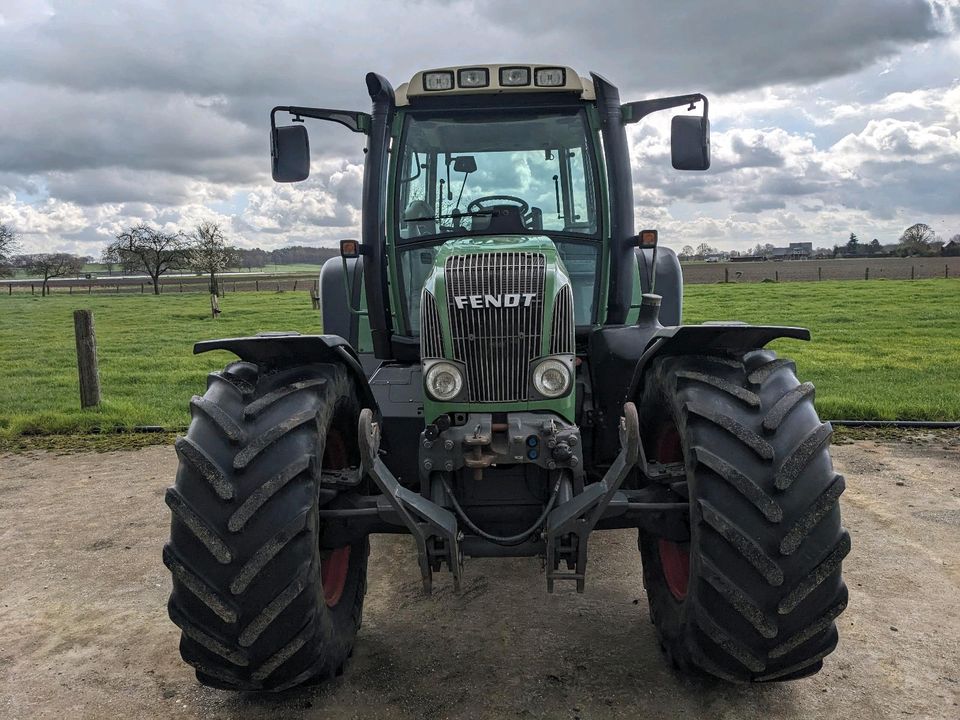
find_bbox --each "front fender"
[626,323,810,399]
[589,322,808,464]
[194,332,378,414]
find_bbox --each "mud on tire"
[638,350,850,682]
[164,360,368,691]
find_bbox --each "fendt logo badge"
[453,293,537,310]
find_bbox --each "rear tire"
[164,360,367,691]
[638,350,849,682]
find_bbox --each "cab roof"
[396,64,595,106]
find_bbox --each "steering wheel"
[467,195,530,216]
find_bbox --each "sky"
[1,0,958,256]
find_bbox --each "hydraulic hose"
[440,474,563,547]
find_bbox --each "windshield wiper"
[405,210,493,222]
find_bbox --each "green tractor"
[164,64,849,691]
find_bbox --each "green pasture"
[0,279,957,438]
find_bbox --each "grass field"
[0,279,958,438]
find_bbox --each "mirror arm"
[271,106,371,134]
[620,93,708,125]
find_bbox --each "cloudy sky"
[1,0,958,256]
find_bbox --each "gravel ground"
[1,435,958,719]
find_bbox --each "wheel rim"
[320,428,351,608]
[654,423,690,601]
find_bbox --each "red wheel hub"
[653,423,690,601]
[320,428,351,608]
[321,546,351,607]
[658,539,690,600]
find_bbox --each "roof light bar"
[534,67,566,87]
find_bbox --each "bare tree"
[100,246,120,276]
[695,242,715,258]
[0,222,20,278]
[680,245,695,258]
[897,223,938,257]
[22,253,84,296]
[190,221,237,296]
[107,224,193,295]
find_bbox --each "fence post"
[210,293,221,319]
[775,270,779,282]
[277,281,281,292]
[31,284,35,295]
[69,285,73,295]
[724,268,729,284]
[73,309,101,409]
[818,266,822,281]
[946,264,949,279]
[293,279,299,291]
[88,284,92,294]
[865,267,869,280]
[256,280,259,292]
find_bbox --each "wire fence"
[682,256,960,284]
[2,274,318,296]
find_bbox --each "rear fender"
[194,333,379,414]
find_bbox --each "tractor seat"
[402,200,436,237]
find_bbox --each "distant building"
[944,240,960,257]
[768,242,812,260]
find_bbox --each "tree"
[107,224,193,295]
[99,246,123,276]
[846,233,859,255]
[869,238,882,255]
[897,223,938,257]
[680,245,695,259]
[0,223,20,277]
[22,253,84,296]
[191,221,238,296]
[695,242,715,258]
[238,247,269,271]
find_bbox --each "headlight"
[425,361,464,401]
[532,358,571,398]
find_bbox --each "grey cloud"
[730,136,785,169]
[731,197,787,213]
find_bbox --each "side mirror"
[671,115,710,171]
[272,124,310,182]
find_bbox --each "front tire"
[164,360,368,691]
[638,349,849,682]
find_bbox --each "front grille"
[445,252,546,402]
[420,290,444,358]
[550,284,575,355]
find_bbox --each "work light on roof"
[534,67,565,87]
[499,66,531,86]
[457,68,489,88]
[423,71,454,91]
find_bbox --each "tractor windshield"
[393,108,604,335]
[396,109,600,241]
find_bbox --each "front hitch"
[358,408,462,595]
[544,402,640,592]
